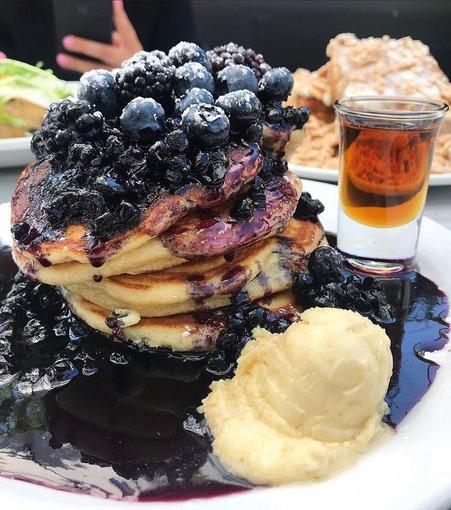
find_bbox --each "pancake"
[65,219,325,317]
[63,289,301,352]
[12,143,263,269]
[14,172,302,286]
[160,172,301,259]
[13,236,184,286]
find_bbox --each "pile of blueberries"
[205,301,295,377]
[207,244,394,376]
[293,246,394,323]
[26,42,309,243]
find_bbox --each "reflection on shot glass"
[335,96,448,273]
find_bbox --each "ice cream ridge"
[202,307,393,484]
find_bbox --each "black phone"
[53,0,113,61]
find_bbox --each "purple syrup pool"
[0,244,448,500]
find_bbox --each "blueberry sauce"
[383,272,449,426]
[187,274,216,304]
[0,245,448,501]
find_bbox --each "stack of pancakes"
[12,136,325,352]
[10,37,325,352]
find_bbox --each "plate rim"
[0,135,31,146]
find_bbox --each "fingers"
[63,35,115,64]
[56,53,112,73]
[112,0,140,48]
[112,30,122,48]
[57,1,143,74]
[0,52,6,59]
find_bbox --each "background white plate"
[0,180,450,510]
[290,163,451,187]
[0,136,33,168]
[0,82,78,169]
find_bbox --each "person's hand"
[56,0,142,73]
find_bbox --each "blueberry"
[94,175,125,197]
[120,97,165,143]
[116,201,140,226]
[194,150,210,170]
[164,155,191,187]
[182,104,230,148]
[294,192,325,220]
[258,67,294,101]
[78,69,118,117]
[174,62,214,97]
[274,317,292,332]
[105,134,125,158]
[168,41,212,71]
[54,129,72,148]
[165,116,182,131]
[216,331,238,351]
[216,64,258,95]
[165,166,185,187]
[308,247,345,283]
[45,191,79,226]
[267,106,284,124]
[236,335,252,353]
[194,149,228,187]
[230,196,254,222]
[206,351,232,376]
[247,177,266,209]
[247,307,267,328]
[251,175,265,193]
[312,289,341,308]
[65,101,92,122]
[174,87,214,115]
[78,144,97,165]
[165,129,189,153]
[12,222,31,243]
[272,158,288,176]
[244,122,263,143]
[148,139,169,163]
[75,112,102,133]
[93,211,116,235]
[215,90,262,128]
[79,190,106,220]
[285,106,309,128]
[229,309,245,329]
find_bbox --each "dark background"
[0,0,449,78]
[192,0,451,75]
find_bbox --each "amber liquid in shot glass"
[341,122,434,228]
[335,97,448,273]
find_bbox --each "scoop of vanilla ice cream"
[202,307,393,485]
[277,307,393,442]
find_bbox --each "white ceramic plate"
[290,163,451,187]
[0,179,450,510]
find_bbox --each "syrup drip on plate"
[0,245,448,501]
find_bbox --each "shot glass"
[335,96,448,273]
